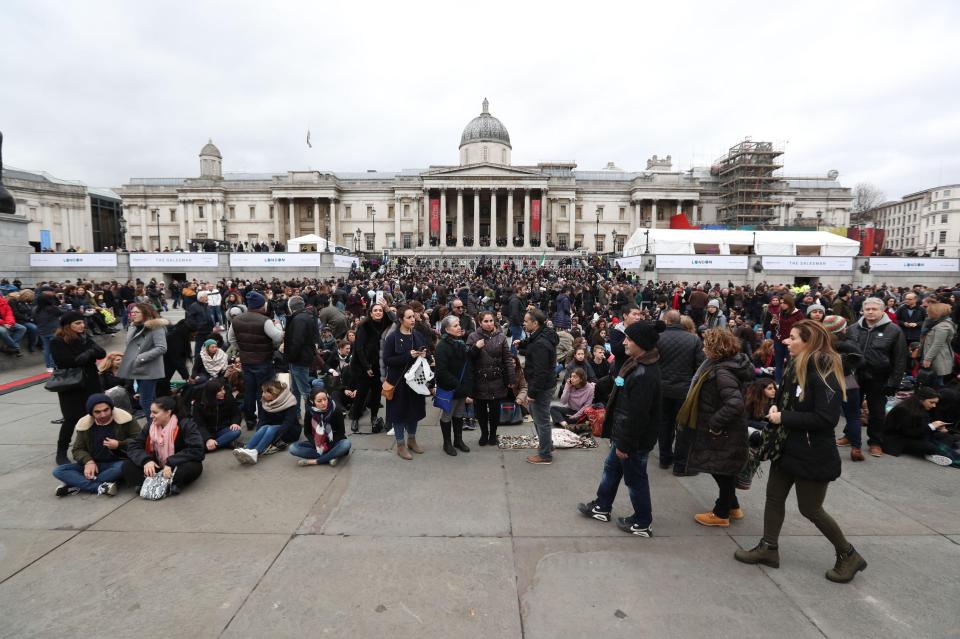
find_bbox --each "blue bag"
[433,363,466,413]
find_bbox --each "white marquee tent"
[286,234,341,253]
[622,229,860,257]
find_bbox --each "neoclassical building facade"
[119,100,851,254]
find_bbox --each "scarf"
[147,414,179,467]
[262,387,297,413]
[676,359,717,430]
[200,347,228,377]
[309,399,337,453]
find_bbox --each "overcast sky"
[2,0,958,200]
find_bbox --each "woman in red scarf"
[122,396,205,495]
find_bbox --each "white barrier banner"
[333,255,359,269]
[869,257,960,273]
[762,256,852,271]
[615,256,647,269]
[656,255,748,270]
[29,253,118,268]
[129,253,220,268]
[229,252,322,267]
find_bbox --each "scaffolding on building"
[713,140,785,227]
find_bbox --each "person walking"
[49,311,107,465]
[35,288,63,372]
[514,309,559,465]
[228,291,283,429]
[657,310,705,474]
[435,314,475,456]
[678,329,753,527]
[735,319,867,584]
[117,303,168,425]
[382,305,429,460]
[578,320,664,536]
[467,311,516,447]
[348,303,391,434]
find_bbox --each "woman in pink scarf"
[122,396,205,495]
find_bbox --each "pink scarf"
[148,414,179,467]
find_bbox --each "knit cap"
[245,291,266,309]
[60,310,85,327]
[822,315,847,334]
[85,393,114,415]
[624,320,666,351]
[806,303,826,317]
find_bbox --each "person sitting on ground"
[882,386,959,466]
[192,378,243,452]
[193,338,229,379]
[233,380,300,465]
[550,367,595,428]
[121,396,205,495]
[53,394,140,496]
[559,346,597,388]
[291,387,352,466]
[591,344,610,380]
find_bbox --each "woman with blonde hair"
[679,315,697,335]
[735,319,867,584]
[920,302,956,388]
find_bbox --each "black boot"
[453,417,470,453]
[479,422,489,446]
[370,408,383,434]
[55,444,69,466]
[488,423,498,448]
[441,420,457,456]
[56,421,75,465]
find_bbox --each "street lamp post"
[816,210,823,232]
[371,210,377,252]
[220,210,228,250]
[643,229,650,254]
[155,209,160,251]
[119,211,127,250]
[595,207,601,254]
[610,228,616,254]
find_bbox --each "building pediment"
[422,163,544,179]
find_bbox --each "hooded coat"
[117,318,169,380]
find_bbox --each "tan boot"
[407,436,424,454]
[396,443,413,460]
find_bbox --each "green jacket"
[71,408,140,465]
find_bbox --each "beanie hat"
[806,303,826,317]
[85,393,114,415]
[203,338,218,348]
[245,291,266,309]
[624,320,666,351]
[60,310,85,327]
[707,299,721,309]
[288,296,306,314]
[822,315,847,334]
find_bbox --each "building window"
[386,233,395,249]
[269,205,274,220]
[402,233,412,249]
[939,231,947,243]
[938,249,945,256]
[170,208,176,222]
[576,206,582,220]
[345,205,352,218]
[560,205,567,219]
[481,146,488,162]
[388,205,395,219]
[343,234,353,247]
[198,205,204,219]
[942,214,949,223]
[595,236,605,252]
[403,204,410,217]
[229,205,236,220]
[247,234,259,243]
[152,209,159,222]
[944,202,950,210]
[249,205,256,219]
[619,207,626,220]
[944,189,951,196]
[367,205,375,218]
[557,233,568,250]
[657,209,664,221]
[170,236,179,249]
[365,233,375,251]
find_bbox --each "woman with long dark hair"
[467,310,516,447]
[122,396,204,495]
[192,378,243,452]
[382,305,428,460]
[348,302,391,433]
[117,302,168,425]
[882,386,958,465]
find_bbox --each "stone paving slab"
[734,534,960,639]
[222,535,523,639]
[0,444,55,474]
[514,535,824,639]
[0,530,288,639]
[0,529,77,581]
[0,408,67,445]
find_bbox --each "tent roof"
[623,228,859,257]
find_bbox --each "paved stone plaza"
[0,334,958,638]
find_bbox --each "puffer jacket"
[847,314,906,387]
[519,326,559,399]
[466,327,515,400]
[775,358,843,481]
[435,333,475,399]
[685,353,754,476]
[117,318,168,380]
[602,350,661,454]
[922,318,956,376]
[658,325,705,399]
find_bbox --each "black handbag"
[44,367,84,392]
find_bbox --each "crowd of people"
[9,261,960,585]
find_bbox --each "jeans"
[245,424,281,453]
[39,334,55,369]
[52,460,124,493]
[0,323,27,351]
[210,306,224,325]
[595,442,652,527]
[509,325,523,354]
[242,363,276,424]
[172,293,181,309]
[21,322,38,350]
[289,364,313,415]
[659,396,684,468]
[136,379,159,424]
[289,438,351,464]
[773,340,788,384]
[212,427,242,449]
[392,420,418,443]
[528,391,553,459]
[842,387,863,449]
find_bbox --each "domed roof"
[459,99,511,149]
[199,139,221,159]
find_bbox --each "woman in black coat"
[466,311,516,447]
[49,311,106,465]
[681,329,753,527]
[435,314,475,456]
[348,302,391,434]
[382,305,428,460]
[192,378,243,452]
[122,396,204,494]
[735,320,867,584]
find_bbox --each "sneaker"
[386,427,395,436]
[616,517,653,537]
[523,414,534,423]
[924,454,953,466]
[55,484,80,497]
[463,419,477,431]
[868,445,884,457]
[97,482,118,496]
[577,500,611,522]
[233,448,258,464]
[46,367,54,373]
[526,454,552,465]
[850,448,865,462]
[836,436,851,447]
[694,512,730,527]
[263,442,286,456]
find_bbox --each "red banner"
[531,199,541,234]
[430,199,440,237]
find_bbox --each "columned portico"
[506,190,514,248]
[455,189,464,248]
[473,190,480,248]
[523,189,531,248]
[489,189,497,247]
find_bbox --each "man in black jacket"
[514,308,558,465]
[579,320,663,537]
[284,296,319,416]
[609,303,644,375]
[657,310,705,473]
[186,291,214,356]
[507,286,525,353]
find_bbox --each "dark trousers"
[242,362,276,424]
[121,459,203,489]
[711,474,740,518]
[659,396,685,468]
[475,398,501,439]
[859,378,888,447]
[549,404,576,426]
[348,372,381,422]
[762,464,850,552]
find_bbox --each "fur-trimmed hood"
[75,407,134,432]
[142,318,170,330]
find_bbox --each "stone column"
[439,188,447,245]
[651,200,658,229]
[177,201,186,250]
[329,199,338,249]
[507,189,514,247]
[456,188,464,248]
[490,188,497,247]
[523,189,531,248]
[288,198,296,240]
[634,200,641,230]
[314,198,321,236]
[540,190,548,248]
[568,197,576,249]
[272,198,280,243]
[139,205,148,249]
[422,190,429,246]
[473,190,480,247]
[676,200,682,224]
[394,195,402,249]
[209,200,217,238]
